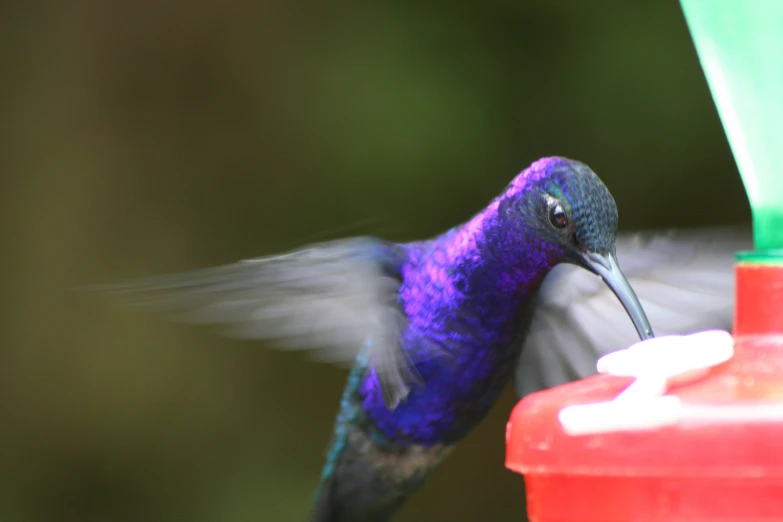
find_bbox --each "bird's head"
[503,156,654,340]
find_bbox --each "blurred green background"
[2,1,750,521]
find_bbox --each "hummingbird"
[94,157,748,522]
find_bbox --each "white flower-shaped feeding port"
[559,330,734,436]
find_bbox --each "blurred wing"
[89,237,420,409]
[514,225,751,398]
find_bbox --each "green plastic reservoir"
[680,0,783,260]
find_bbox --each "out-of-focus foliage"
[0,1,748,521]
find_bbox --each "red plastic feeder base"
[525,475,783,521]
[506,262,783,522]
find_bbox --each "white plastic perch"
[558,330,734,436]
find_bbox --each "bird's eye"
[548,203,568,229]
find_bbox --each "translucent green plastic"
[680,0,783,263]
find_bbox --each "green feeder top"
[680,0,783,260]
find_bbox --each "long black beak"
[582,251,655,340]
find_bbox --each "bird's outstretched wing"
[514,226,751,398]
[87,237,420,409]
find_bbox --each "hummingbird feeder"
[504,1,783,520]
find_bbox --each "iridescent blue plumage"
[96,157,748,522]
[308,157,639,521]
